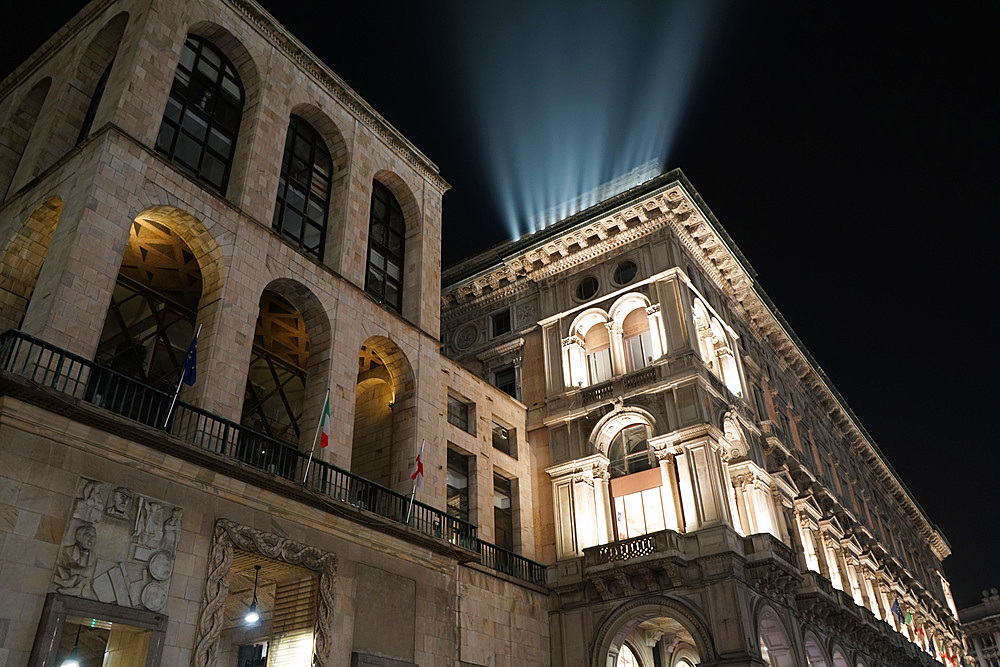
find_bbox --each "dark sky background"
[4,1,997,607]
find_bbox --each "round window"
[575,276,599,300]
[613,260,637,285]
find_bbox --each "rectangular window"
[493,472,514,550]
[447,394,473,433]
[447,448,470,522]
[624,331,652,372]
[493,364,517,398]
[492,420,516,459]
[491,309,511,337]
[586,348,613,385]
[753,384,768,420]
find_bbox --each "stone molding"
[193,519,337,667]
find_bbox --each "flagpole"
[404,439,426,525]
[302,386,331,485]
[164,324,201,428]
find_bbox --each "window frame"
[447,394,474,434]
[155,35,245,194]
[490,308,512,338]
[364,180,406,312]
[492,363,518,399]
[491,418,516,459]
[272,115,333,260]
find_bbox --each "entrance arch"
[591,597,714,667]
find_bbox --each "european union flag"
[181,333,198,386]
[890,598,904,625]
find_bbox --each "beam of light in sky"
[446,0,724,239]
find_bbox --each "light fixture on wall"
[244,564,261,625]
[59,625,82,667]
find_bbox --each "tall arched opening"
[351,336,415,491]
[0,195,62,330]
[592,597,714,667]
[757,606,794,667]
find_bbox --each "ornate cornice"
[226,0,449,193]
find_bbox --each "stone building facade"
[961,589,1000,667]
[441,172,966,666]
[0,0,965,666]
[0,0,546,665]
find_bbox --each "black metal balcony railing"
[478,540,546,587]
[0,330,518,560]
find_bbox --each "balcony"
[0,329,546,587]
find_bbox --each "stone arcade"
[0,0,966,665]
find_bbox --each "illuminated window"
[608,424,654,478]
[576,276,599,300]
[584,323,612,385]
[155,36,244,193]
[273,115,332,259]
[622,308,652,372]
[365,181,405,312]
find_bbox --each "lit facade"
[961,589,1000,667]
[0,0,966,666]
[441,172,966,666]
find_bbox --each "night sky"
[4,1,997,607]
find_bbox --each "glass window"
[365,181,405,312]
[575,276,599,300]
[493,473,514,550]
[613,260,637,285]
[273,115,332,260]
[447,449,470,522]
[608,424,654,478]
[584,323,612,385]
[447,395,471,432]
[493,364,517,399]
[492,420,516,458]
[491,309,511,337]
[624,330,652,372]
[155,36,244,194]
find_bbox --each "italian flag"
[320,396,331,448]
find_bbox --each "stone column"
[561,335,585,389]
[606,321,626,376]
[655,453,682,532]
[645,304,665,358]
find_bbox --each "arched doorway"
[592,598,712,667]
[351,336,415,491]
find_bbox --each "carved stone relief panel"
[50,478,182,613]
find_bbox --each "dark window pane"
[273,115,332,260]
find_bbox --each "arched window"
[584,322,612,385]
[273,115,332,259]
[622,308,652,372]
[365,181,405,312]
[608,424,655,478]
[155,35,244,194]
[77,62,113,145]
[616,643,639,667]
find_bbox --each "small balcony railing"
[477,540,546,587]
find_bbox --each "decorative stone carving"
[51,478,182,612]
[516,300,538,325]
[454,322,478,351]
[193,519,338,667]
